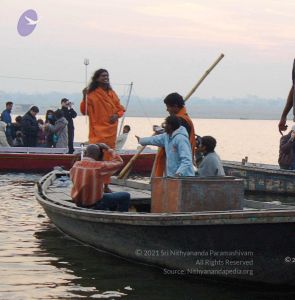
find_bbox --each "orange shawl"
[153,107,196,177]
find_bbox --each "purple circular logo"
[17,9,38,37]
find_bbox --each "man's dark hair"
[164,93,185,108]
[165,115,181,131]
[55,109,64,119]
[124,125,131,132]
[6,101,13,106]
[15,115,22,123]
[30,106,39,113]
[61,98,69,104]
[88,68,111,93]
[201,136,217,152]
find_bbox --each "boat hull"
[39,202,295,286]
[0,150,155,173]
[223,161,295,196]
[0,152,79,172]
[35,171,295,287]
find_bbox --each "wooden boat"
[0,147,79,172]
[36,171,295,287]
[223,160,295,196]
[0,147,155,174]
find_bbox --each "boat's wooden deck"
[43,174,295,212]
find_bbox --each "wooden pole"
[118,82,133,137]
[84,58,89,124]
[184,53,224,101]
[117,53,225,179]
[117,146,146,179]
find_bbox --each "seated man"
[70,143,130,211]
[197,136,225,177]
[136,115,195,177]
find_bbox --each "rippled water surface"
[1,173,295,300]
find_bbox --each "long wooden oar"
[118,53,225,179]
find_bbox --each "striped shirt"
[70,150,123,206]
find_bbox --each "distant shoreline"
[2,91,285,120]
[10,113,284,121]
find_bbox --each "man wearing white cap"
[278,124,295,169]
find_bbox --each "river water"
[1,118,295,299]
[75,117,284,165]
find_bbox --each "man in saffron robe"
[80,69,125,191]
[153,93,196,177]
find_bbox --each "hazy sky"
[1,0,295,99]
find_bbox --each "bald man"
[70,144,130,211]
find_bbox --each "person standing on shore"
[61,98,77,153]
[1,101,13,146]
[80,69,125,192]
[278,59,295,134]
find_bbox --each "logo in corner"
[17,9,39,37]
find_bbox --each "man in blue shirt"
[136,116,194,177]
[1,101,13,145]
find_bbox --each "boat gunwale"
[35,171,295,226]
[223,160,295,175]
[0,153,78,158]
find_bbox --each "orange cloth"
[80,87,125,184]
[70,150,123,206]
[154,107,196,177]
[80,87,125,148]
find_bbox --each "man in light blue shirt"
[136,116,194,177]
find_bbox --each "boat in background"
[0,146,156,174]
[121,153,295,196]
[0,147,79,172]
[223,160,295,196]
[119,149,155,175]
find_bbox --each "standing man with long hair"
[80,69,125,192]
